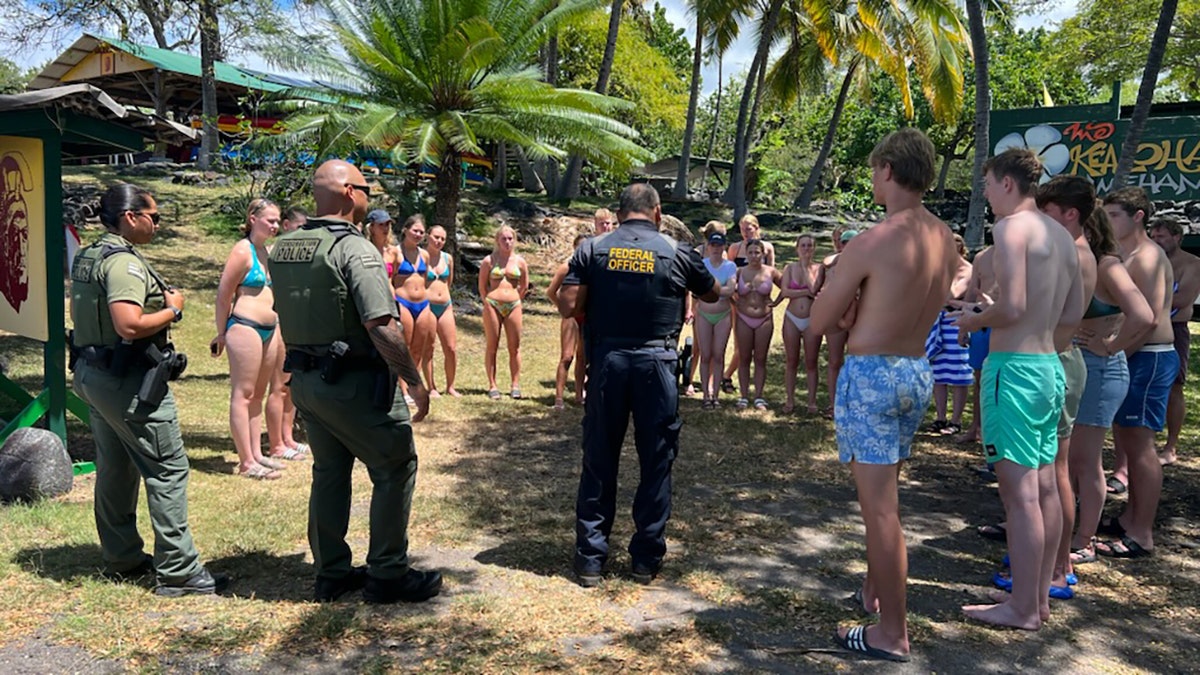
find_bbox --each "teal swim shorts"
[981,352,1065,468]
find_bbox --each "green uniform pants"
[289,368,418,580]
[74,362,202,583]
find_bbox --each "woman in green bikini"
[479,225,529,399]
[694,226,737,409]
[422,224,460,398]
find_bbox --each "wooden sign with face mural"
[0,136,48,341]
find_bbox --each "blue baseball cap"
[366,209,392,225]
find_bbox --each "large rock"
[659,214,694,244]
[0,428,74,502]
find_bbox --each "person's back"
[987,208,1080,354]
[845,212,958,357]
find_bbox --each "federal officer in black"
[557,183,718,587]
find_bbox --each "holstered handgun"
[67,330,80,372]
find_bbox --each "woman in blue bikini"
[393,215,437,395]
[693,225,737,409]
[479,225,529,399]
[211,198,286,480]
[422,224,460,398]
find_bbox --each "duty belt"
[592,336,678,351]
[284,350,385,372]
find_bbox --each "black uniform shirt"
[564,219,713,342]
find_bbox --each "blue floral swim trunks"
[835,355,933,465]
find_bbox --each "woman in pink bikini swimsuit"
[732,239,781,410]
[775,233,823,414]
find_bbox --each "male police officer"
[269,160,441,604]
[557,183,718,587]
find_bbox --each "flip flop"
[487,389,501,401]
[832,625,909,663]
[239,464,281,481]
[992,572,1076,599]
[1095,534,1153,559]
[511,388,522,399]
[845,588,879,616]
[720,378,736,394]
[977,523,1007,542]
[272,447,307,461]
[735,398,749,409]
[1070,546,1097,565]
[289,443,311,456]
[1106,477,1127,494]
[258,456,286,471]
[753,398,768,410]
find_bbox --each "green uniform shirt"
[269,216,398,353]
[71,232,167,348]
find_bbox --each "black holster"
[137,343,188,407]
[320,341,350,383]
[67,331,80,372]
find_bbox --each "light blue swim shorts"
[835,355,933,465]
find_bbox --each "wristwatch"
[169,307,183,323]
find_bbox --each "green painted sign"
[991,93,1200,199]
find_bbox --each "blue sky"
[6,0,1080,96]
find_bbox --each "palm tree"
[789,0,970,212]
[1112,0,1178,188]
[274,0,649,256]
[673,0,752,200]
[557,0,624,200]
[963,0,989,249]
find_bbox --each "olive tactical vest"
[70,233,167,348]
[268,220,369,351]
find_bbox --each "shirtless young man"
[1147,219,1200,466]
[811,128,959,662]
[953,149,1084,631]
[1097,188,1176,559]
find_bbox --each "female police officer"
[70,183,227,596]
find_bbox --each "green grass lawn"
[1,170,1199,672]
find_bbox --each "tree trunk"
[700,56,722,194]
[794,59,858,210]
[1112,0,1178,188]
[197,0,220,170]
[436,153,463,261]
[516,148,544,193]
[558,0,623,200]
[726,0,784,219]
[494,141,507,191]
[963,0,990,250]
[673,21,704,200]
[934,124,971,198]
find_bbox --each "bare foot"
[429,389,442,399]
[858,586,880,614]
[955,429,979,444]
[446,388,462,397]
[782,403,795,414]
[1158,448,1177,466]
[807,404,819,415]
[962,600,1041,630]
[985,590,1050,622]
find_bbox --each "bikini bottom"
[487,297,521,320]
[227,314,277,342]
[784,309,810,332]
[738,312,771,330]
[430,301,452,320]
[397,296,430,319]
[698,308,731,325]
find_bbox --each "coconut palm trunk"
[726,0,784,219]
[674,21,705,200]
[963,0,989,250]
[793,57,859,210]
[700,56,722,193]
[197,0,220,170]
[1112,0,1178,188]
[558,0,623,199]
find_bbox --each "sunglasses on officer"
[128,209,161,225]
[346,182,371,197]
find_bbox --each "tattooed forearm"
[368,320,423,388]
